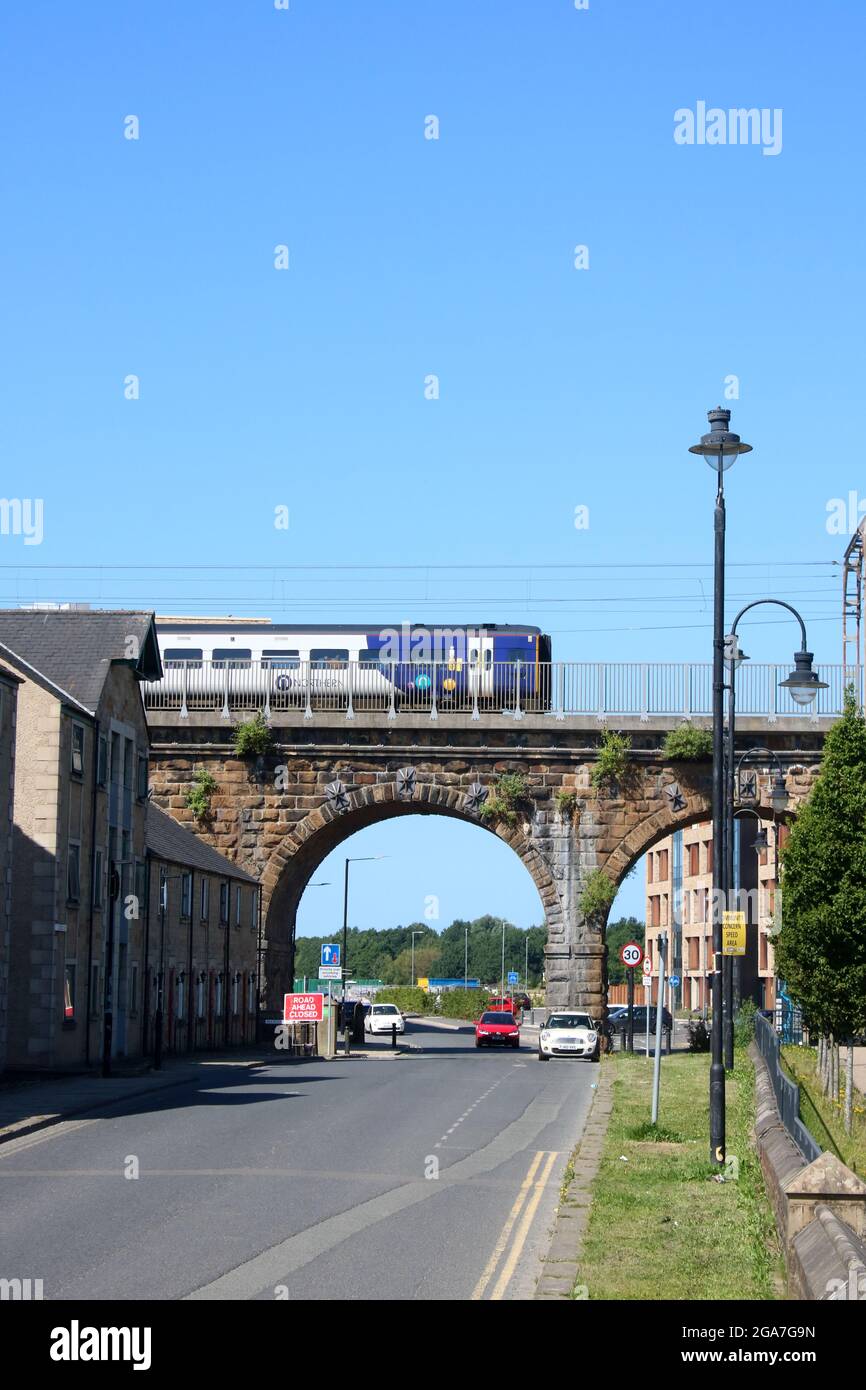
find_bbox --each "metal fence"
[143,660,858,721]
[754,1012,821,1162]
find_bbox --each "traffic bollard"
[391,1022,397,1049]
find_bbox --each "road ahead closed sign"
[722,912,747,957]
[283,993,324,1023]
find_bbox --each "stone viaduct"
[146,705,828,1017]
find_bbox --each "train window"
[163,648,203,669]
[310,648,349,668]
[212,648,252,669]
[484,650,493,667]
[359,648,387,665]
[262,649,300,669]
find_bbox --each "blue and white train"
[150,619,553,709]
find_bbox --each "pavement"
[0,1018,598,1301]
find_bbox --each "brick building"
[145,804,260,1056]
[0,610,162,1069]
[0,664,21,1071]
[645,816,788,1014]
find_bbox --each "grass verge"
[781,1046,866,1176]
[573,1051,781,1300]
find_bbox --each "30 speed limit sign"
[619,941,643,968]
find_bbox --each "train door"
[467,634,494,700]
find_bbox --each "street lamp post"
[500,920,506,1001]
[724,601,827,1067]
[341,856,386,1006]
[689,406,752,1166]
[411,929,424,987]
[464,925,469,987]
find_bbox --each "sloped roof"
[0,610,162,714]
[146,804,258,884]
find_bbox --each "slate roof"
[0,610,162,714]
[146,804,258,884]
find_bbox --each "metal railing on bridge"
[142,660,858,722]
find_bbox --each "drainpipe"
[84,718,100,1067]
[224,883,231,1048]
[187,869,195,1053]
[142,851,153,1057]
[255,884,262,1045]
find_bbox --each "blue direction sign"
[507,971,519,985]
[669,975,680,987]
[321,943,341,967]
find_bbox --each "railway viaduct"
[146,699,830,1017]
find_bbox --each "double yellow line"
[471,1150,559,1300]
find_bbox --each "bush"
[662,724,713,761]
[374,987,433,1015]
[437,988,490,1019]
[233,711,274,758]
[687,1017,711,1052]
[580,869,617,926]
[734,999,758,1048]
[591,729,631,790]
[480,773,530,826]
[186,767,218,821]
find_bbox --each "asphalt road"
[0,1020,598,1301]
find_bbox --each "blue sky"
[1,0,861,931]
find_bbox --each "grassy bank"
[781,1046,866,1176]
[574,1052,781,1300]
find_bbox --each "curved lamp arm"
[730,598,808,652]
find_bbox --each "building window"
[93,849,103,909]
[137,753,149,801]
[196,973,206,1019]
[90,962,100,1017]
[235,885,242,927]
[232,972,240,1015]
[67,843,81,904]
[248,972,256,1015]
[200,877,209,921]
[658,848,669,880]
[251,888,257,930]
[647,855,653,885]
[97,734,108,787]
[181,872,192,920]
[64,964,76,1020]
[176,973,185,1021]
[650,895,660,929]
[70,724,85,777]
[688,843,699,877]
[130,962,139,1015]
[219,882,229,925]
[215,972,223,1015]
[704,840,713,872]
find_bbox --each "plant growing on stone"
[591,728,631,790]
[186,767,218,821]
[662,724,713,761]
[579,869,616,926]
[232,711,274,758]
[555,789,577,819]
[480,773,530,826]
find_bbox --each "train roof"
[155,619,544,635]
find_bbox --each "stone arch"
[259,778,563,1006]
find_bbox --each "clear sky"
[1,0,861,933]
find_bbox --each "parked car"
[512,992,532,1013]
[475,1010,521,1049]
[538,1010,599,1061]
[337,999,368,1043]
[365,1002,405,1036]
[606,1005,629,1025]
[617,1005,673,1034]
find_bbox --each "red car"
[475,1010,520,1049]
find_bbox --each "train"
[148,619,553,710]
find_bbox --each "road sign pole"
[627,965,634,1054]
[651,933,667,1124]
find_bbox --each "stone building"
[0,664,22,1071]
[645,815,789,1013]
[144,804,260,1057]
[0,609,161,1070]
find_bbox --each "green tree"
[775,693,866,1039]
[605,916,646,985]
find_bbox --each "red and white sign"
[642,957,653,978]
[620,942,643,968]
[283,992,324,1023]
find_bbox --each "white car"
[538,1010,599,1061]
[365,1003,406,1035]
